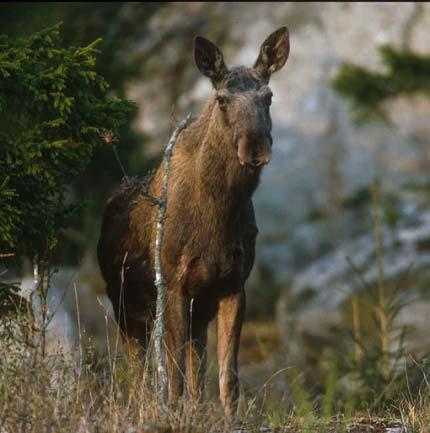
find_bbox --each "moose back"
[97,26,290,419]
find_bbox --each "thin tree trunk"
[154,113,192,403]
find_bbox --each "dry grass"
[0,328,223,433]
[1,313,428,433]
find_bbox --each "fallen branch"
[154,113,192,403]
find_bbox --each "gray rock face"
[289,210,430,311]
[276,207,430,362]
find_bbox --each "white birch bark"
[154,113,192,403]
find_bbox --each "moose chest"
[182,241,246,296]
[163,205,253,298]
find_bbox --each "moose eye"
[216,93,230,110]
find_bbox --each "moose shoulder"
[97,26,290,419]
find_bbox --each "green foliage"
[321,359,337,418]
[341,186,371,210]
[332,45,430,123]
[0,280,25,316]
[0,23,135,257]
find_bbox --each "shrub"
[0,23,135,310]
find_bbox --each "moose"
[97,26,290,419]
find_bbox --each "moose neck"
[194,96,261,212]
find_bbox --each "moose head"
[194,27,290,168]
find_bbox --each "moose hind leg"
[217,289,245,420]
[110,291,151,360]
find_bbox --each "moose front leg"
[165,290,187,403]
[217,289,246,420]
[185,318,208,401]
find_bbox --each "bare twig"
[73,283,83,399]
[99,129,130,184]
[170,106,179,127]
[154,113,192,404]
[401,3,424,50]
[112,144,129,183]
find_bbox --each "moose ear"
[194,36,227,86]
[254,26,290,79]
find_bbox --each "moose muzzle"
[237,133,272,168]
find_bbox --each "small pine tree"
[0,23,135,307]
[332,45,430,124]
[331,44,430,410]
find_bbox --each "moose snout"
[251,152,271,167]
[237,134,272,168]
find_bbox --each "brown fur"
[97,27,289,419]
